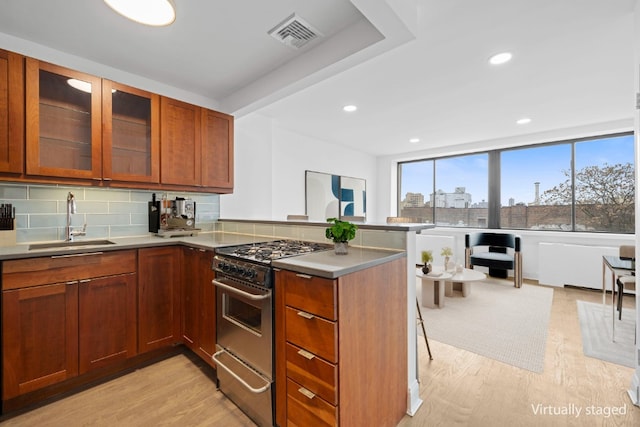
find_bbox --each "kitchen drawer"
[286,342,337,405]
[2,250,137,290]
[286,378,337,427]
[285,306,337,364]
[280,269,336,320]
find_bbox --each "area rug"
[576,300,635,368]
[418,278,554,373]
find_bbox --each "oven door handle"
[212,279,271,301]
[213,350,271,394]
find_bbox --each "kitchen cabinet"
[275,257,407,427]
[102,80,160,183]
[6,50,233,192]
[201,109,233,189]
[0,49,24,174]
[160,97,234,191]
[78,271,137,373]
[1,250,137,400]
[138,246,181,353]
[160,96,201,187]
[181,246,216,368]
[25,58,102,179]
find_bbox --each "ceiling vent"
[268,13,322,49]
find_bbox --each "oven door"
[214,276,273,379]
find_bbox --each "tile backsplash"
[0,183,220,244]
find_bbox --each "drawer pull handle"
[297,349,315,360]
[298,387,316,400]
[295,273,313,279]
[297,311,314,320]
[51,252,104,259]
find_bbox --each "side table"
[416,269,452,308]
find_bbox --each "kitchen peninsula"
[217,218,434,417]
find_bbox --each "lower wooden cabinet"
[1,250,137,400]
[275,257,407,427]
[79,272,137,373]
[2,281,79,400]
[181,247,216,368]
[138,246,181,353]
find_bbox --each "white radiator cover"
[538,243,618,290]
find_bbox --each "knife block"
[0,220,16,247]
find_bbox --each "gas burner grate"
[219,239,332,262]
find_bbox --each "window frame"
[397,131,634,233]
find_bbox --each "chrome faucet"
[66,192,86,241]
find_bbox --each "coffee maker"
[149,194,198,237]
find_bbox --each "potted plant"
[421,250,433,274]
[325,217,358,255]
[441,246,453,270]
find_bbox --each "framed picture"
[305,170,366,221]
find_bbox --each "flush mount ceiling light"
[104,0,176,27]
[409,138,420,143]
[516,117,531,125]
[488,52,513,65]
[343,105,357,112]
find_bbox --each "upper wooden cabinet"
[0,49,24,174]
[15,53,233,192]
[161,97,234,190]
[25,58,102,179]
[102,81,160,183]
[160,96,201,186]
[202,108,233,189]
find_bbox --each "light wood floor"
[1,286,638,426]
[400,285,640,427]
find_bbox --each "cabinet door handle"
[298,387,316,400]
[297,349,315,360]
[295,273,312,279]
[297,311,315,320]
[79,279,91,283]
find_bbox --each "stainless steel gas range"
[212,240,332,427]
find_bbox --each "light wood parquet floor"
[0,285,638,426]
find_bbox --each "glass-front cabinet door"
[102,81,159,183]
[26,59,102,179]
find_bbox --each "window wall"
[398,132,635,233]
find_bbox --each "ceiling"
[0,0,636,156]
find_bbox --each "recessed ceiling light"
[343,105,357,112]
[409,138,420,143]
[488,52,513,65]
[104,0,176,27]
[516,117,531,125]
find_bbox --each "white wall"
[221,113,378,221]
[219,114,274,219]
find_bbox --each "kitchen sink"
[29,239,116,251]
